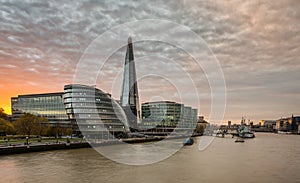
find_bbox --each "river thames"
[1,133,300,183]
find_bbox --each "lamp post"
[25,136,29,148]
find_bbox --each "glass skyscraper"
[120,37,140,131]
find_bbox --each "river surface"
[1,133,300,183]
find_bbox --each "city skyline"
[0,0,299,123]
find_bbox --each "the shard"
[120,37,140,131]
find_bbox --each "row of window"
[64,88,102,94]
[66,108,115,114]
[64,103,113,108]
[64,92,107,98]
[75,113,120,119]
[14,105,65,109]
[18,96,63,103]
[64,98,111,103]
[142,106,183,109]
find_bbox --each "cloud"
[0,0,299,122]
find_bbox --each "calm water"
[1,133,300,183]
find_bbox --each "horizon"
[2,85,298,125]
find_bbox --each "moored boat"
[183,138,194,146]
[237,119,255,138]
[242,131,255,138]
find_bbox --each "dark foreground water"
[1,133,300,183]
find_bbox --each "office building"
[183,106,193,128]
[141,101,198,129]
[120,37,140,131]
[11,92,70,127]
[191,108,198,126]
[141,101,184,128]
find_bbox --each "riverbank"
[0,135,195,155]
[0,142,91,155]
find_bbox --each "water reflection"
[1,133,300,183]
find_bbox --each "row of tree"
[0,108,72,137]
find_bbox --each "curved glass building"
[64,84,129,139]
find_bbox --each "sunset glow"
[1,0,299,122]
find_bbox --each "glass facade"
[191,108,198,126]
[11,93,70,127]
[120,37,140,130]
[183,106,197,128]
[64,84,129,139]
[141,101,197,129]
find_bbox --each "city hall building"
[63,84,129,138]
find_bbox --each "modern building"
[140,101,198,129]
[141,101,184,128]
[192,109,198,125]
[183,106,193,128]
[120,37,140,131]
[11,92,70,127]
[64,84,129,139]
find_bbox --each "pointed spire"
[128,36,132,44]
[120,37,140,131]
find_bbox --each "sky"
[0,0,299,123]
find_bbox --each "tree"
[0,118,14,135]
[36,116,50,136]
[52,122,64,137]
[14,113,49,137]
[14,113,36,137]
[0,108,8,120]
[61,127,72,136]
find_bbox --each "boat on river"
[238,125,255,138]
[183,138,194,146]
[236,118,255,138]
